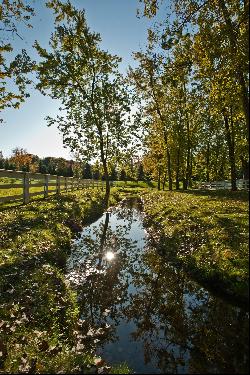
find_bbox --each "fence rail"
[198,179,249,190]
[0,169,104,204]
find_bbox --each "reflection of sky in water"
[105,251,115,261]
[66,199,249,374]
[102,320,162,374]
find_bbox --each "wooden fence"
[198,179,249,190]
[0,169,104,204]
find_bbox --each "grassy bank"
[142,189,249,306]
[0,189,105,268]
[0,189,129,373]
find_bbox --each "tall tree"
[129,48,174,190]
[35,0,134,200]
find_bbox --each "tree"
[38,156,74,176]
[82,163,92,179]
[0,151,4,168]
[9,147,33,171]
[66,160,74,177]
[135,0,249,191]
[35,0,135,201]
[137,162,145,181]
[129,49,174,190]
[142,122,166,190]
[0,0,35,115]
[109,166,118,181]
[119,169,127,181]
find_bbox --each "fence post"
[44,174,49,198]
[56,176,61,194]
[23,172,30,204]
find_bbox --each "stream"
[66,198,249,374]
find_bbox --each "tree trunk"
[157,168,161,190]
[167,149,172,191]
[218,0,249,143]
[238,72,249,143]
[214,143,220,180]
[183,81,191,190]
[223,113,237,191]
[102,161,110,206]
[176,147,180,190]
[162,171,167,190]
[206,142,210,182]
[185,126,191,188]
[241,157,249,179]
[99,135,110,205]
[189,149,193,188]
[183,177,188,190]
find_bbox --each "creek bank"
[0,189,107,269]
[141,190,249,308]
[0,189,131,373]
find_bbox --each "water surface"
[66,198,249,374]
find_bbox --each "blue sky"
[1,0,167,160]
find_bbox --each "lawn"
[141,189,249,305]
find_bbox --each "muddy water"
[66,198,249,374]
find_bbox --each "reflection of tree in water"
[66,198,249,373]
[66,199,142,350]
[124,248,249,374]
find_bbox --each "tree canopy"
[131,0,249,190]
[35,0,136,197]
[0,0,35,115]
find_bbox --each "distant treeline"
[0,147,146,181]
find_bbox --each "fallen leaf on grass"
[38,340,49,352]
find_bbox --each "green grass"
[109,181,155,202]
[0,177,71,207]
[142,189,249,304]
[0,188,115,373]
[0,188,106,267]
[111,179,155,188]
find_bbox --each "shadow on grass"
[216,216,249,248]
[0,193,105,246]
[177,188,249,202]
[0,238,73,301]
[146,210,249,310]
[157,234,249,311]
